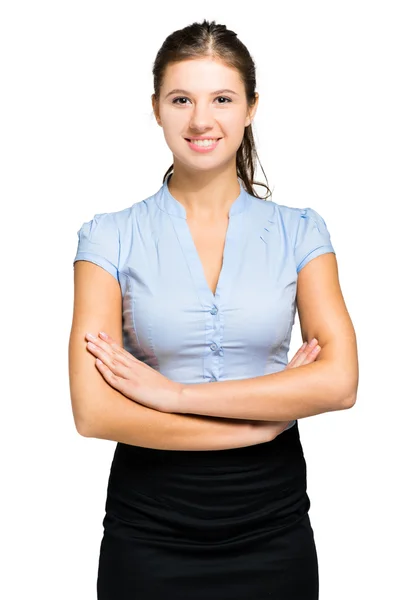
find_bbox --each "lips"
[184,137,222,153]
[185,137,222,141]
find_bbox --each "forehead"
[162,58,243,91]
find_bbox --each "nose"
[188,100,216,132]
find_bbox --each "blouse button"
[210,306,218,315]
[219,348,224,357]
[210,343,218,351]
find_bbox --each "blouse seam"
[297,244,334,272]
[293,207,306,255]
[128,275,140,352]
[73,252,118,281]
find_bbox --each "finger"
[291,339,319,368]
[287,342,308,367]
[293,341,308,359]
[95,359,134,397]
[97,331,157,372]
[95,358,122,386]
[95,358,143,403]
[308,344,321,357]
[86,333,132,368]
[291,340,315,367]
[86,341,130,377]
[298,344,321,366]
[95,332,136,363]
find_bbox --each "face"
[152,57,258,173]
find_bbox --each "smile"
[184,138,222,153]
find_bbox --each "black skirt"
[97,420,319,599]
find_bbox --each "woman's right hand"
[285,338,321,370]
[253,339,321,441]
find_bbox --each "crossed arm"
[70,252,358,448]
[178,253,358,421]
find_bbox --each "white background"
[1,1,417,598]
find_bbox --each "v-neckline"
[160,177,251,307]
[184,217,231,302]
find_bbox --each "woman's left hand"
[85,331,183,413]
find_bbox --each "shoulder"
[261,200,326,230]
[73,189,159,280]
[247,196,326,238]
[76,188,159,239]
[283,204,335,273]
[248,195,335,273]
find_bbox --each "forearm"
[79,386,272,451]
[178,359,356,422]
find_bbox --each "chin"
[172,152,223,170]
[172,149,238,172]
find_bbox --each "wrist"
[172,382,186,413]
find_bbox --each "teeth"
[189,139,218,147]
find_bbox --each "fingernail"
[309,338,317,347]
[99,331,108,339]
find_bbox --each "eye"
[172,97,190,105]
[215,96,232,104]
[171,96,233,105]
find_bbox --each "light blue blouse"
[74,177,335,431]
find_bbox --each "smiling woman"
[151,47,263,205]
[69,17,357,600]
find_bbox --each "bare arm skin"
[69,261,284,450]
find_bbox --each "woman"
[69,19,358,600]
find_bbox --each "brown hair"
[152,19,272,200]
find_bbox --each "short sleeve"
[73,212,120,281]
[294,207,335,273]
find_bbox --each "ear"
[151,94,162,126]
[245,92,259,127]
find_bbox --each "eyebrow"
[164,88,239,99]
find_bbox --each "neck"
[167,165,241,221]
